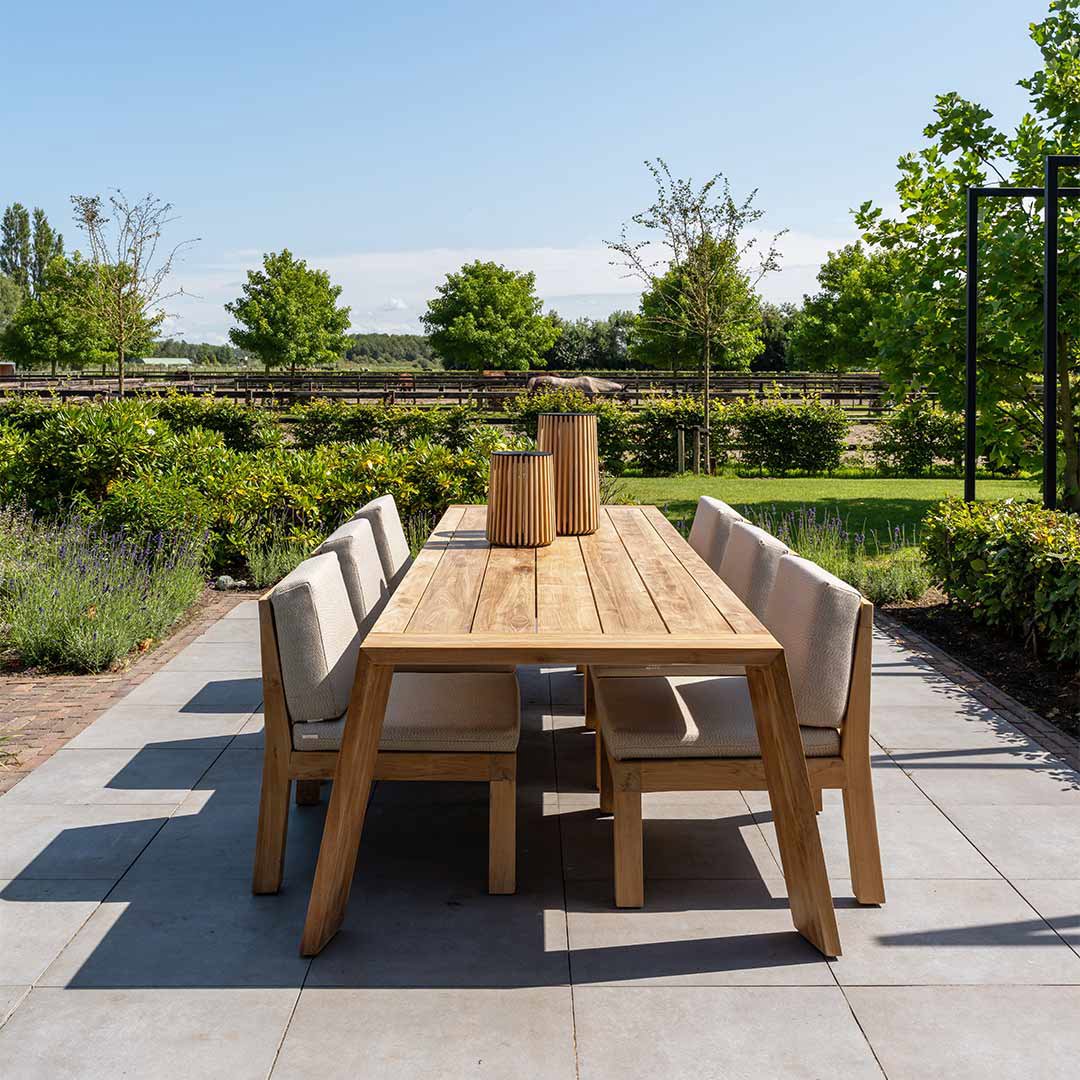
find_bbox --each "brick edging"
[875,610,1080,773]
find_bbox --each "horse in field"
[526,374,625,397]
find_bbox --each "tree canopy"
[543,311,634,370]
[0,273,23,334]
[226,249,352,374]
[856,0,1080,508]
[421,260,559,371]
[1,203,63,295]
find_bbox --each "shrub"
[90,474,214,544]
[291,400,482,451]
[503,388,632,474]
[0,423,28,501]
[871,394,963,476]
[154,393,282,451]
[0,513,207,672]
[728,389,850,475]
[0,395,59,434]
[631,396,732,474]
[922,498,1080,665]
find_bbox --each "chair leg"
[584,665,597,731]
[612,763,643,908]
[252,760,290,894]
[813,787,824,813]
[295,780,322,806]
[599,731,614,814]
[488,775,516,894]
[842,759,885,905]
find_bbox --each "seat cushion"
[718,520,789,618]
[351,494,413,589]
[292,671,521,753]
[594,674,839,760]
[313,517,388,634]
[687,496,744,573]
[763,555,862,729]
[270,553,359,724]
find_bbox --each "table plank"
[406,505,490,633]
[606,506,733,635]
[376,505,466,633]
[578,511,666,634]
[473,546,537,633]
[641,506,765,635]
[536,537,602,633]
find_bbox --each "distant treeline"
[343,333,438,367]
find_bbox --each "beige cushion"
[595,674,839,760]
[718,520,789,618]
[351,494,413,589]
[313,518,388,634]
[687,496,744,573]
[292,671,521,752]
[270,553,359,724]
[764,555,862,729]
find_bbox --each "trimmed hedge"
[290,400,483,451]
[871,394,963,476]
[726,391,850,475]
[922,499,1080,665]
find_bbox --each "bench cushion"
[718,520,790,619]
[687,496,745,572]
[313,517,388,634]
[351,494,413,589]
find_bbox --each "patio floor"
[1,601,1079,1078]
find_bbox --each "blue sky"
[2,0,1048,342]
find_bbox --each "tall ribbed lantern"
[536,412,600,535]
[486,450,556,547]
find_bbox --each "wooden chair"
[593,554,884,909]
[252,551,520,897]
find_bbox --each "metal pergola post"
[964,156,1080,510]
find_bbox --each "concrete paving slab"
[0,804,167,880]
[847,986,1080,1080]
[273,987,577,1079]
[871,703,1032,751]
[944,805,1080,879]
[742,754,931,810]
[119,671,262,710]
[68,704,258,750]
[1008,879,1080,952]
[565,878,834,986]
[160,641,261,673]
[573,986,882,1080]
[222,600,260,619]
[0,986,29,1027]
[0,879,112,984]
[195,617,261,643]
[2,747,218,806]
[0,987,297,1080]
[829,877,1080,985]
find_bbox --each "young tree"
[788,243,892,373]
[70,192,195,394]
[0,256,103,375]
[422,260,559,371]
[0,273,23,333]
[607,160,782,469]
[226,249,351,374]
[0,204,64,295]
[857,0,1080,509]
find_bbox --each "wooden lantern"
[486,451,556,547]
[536,412,600,535]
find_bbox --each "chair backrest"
[313,517,388,635]
[687,496,744,573]
[351,494,412,589]
[763,554,863,730]
[718,520,789,618]
[268,552,358,725]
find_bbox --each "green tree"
[0,204,63,295]
[788,243,891,372]
[421,260,559,371]
[753,301,799,371]
[0,273,23,333]
[544,311,634,370]
[0,256,104,375]
[226,249,351,374]
[30,208,64,294]
[608,160,782,469]
[856,0,1080,509]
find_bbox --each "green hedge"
[290,400,483,451]
[922,499,1080,665]
[871,395,963,476]
[726,391,850,475]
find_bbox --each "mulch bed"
[0,587,254,795]
[884,588,1080,739]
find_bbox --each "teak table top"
[299,503,842,960]
[361,503,782,667]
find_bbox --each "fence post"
[692,427,701,474]
[676,428,685,474]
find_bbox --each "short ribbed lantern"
[536,412,600,535]
[486,451,556,547]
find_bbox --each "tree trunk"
[702,338,712,473]
[1059,343,1079,512]
[118,343,125,398]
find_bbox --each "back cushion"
[352,494,413,588]
[270,552,359,724]
[718,520,789,618]
[314,517,388,635]
[687,496,743,573]
[764,554,862,729]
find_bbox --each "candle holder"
[536,412,600,535]
[486,451,556,547]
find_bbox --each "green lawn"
[621,475,1037,542]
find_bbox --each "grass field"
[621,475,1037,543]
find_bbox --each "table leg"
[746,653,842,958]
[299,655,393,956]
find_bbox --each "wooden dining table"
[299,503,841,958]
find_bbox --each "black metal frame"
[965,155,1080,508]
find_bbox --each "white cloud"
[380,296,408,311]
